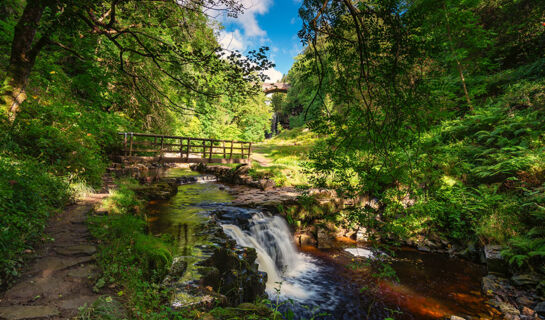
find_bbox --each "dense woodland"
[274,0,545,271]
[0,0,273,287]
[1,0,545,318]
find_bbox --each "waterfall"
[271,112,278,136]
[221,212,314,299]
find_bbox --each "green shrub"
[88,181,175,318]
[0,155,69,288]
[100,179,142,216]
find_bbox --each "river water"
[147,170,498,320]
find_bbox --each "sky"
[216,0,304,83]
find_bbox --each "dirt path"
[0,182,113,320]
[250,152,272,167]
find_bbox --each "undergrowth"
[87,179,176,318]
[250,127,319,187]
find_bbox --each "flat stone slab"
[67,264,98,278]
[30,256,95,275]
[54,245,96,256]
[0,306,59,320]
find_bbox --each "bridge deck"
[118,132,251,164]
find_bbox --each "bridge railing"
[118,132,251,164]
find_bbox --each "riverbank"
[192,163,545,320]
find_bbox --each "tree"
[1,0,272,121]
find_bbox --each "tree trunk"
[2,0,47,121]
[443,3,473,111]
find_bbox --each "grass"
[249,127,320,187]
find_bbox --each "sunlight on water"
[221,214,318,300]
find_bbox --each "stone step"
[53,245,96,256]
[30,256,95,275]
[0,306,59,320]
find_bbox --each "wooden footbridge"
[118,132,251,164]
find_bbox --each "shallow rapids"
[147,170,496,320]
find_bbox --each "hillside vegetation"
[271,0,545,273]
[0,0,272,288]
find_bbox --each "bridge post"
[160,137,164,159]
[229,141,233,159]
[222,141,226,159]
[248,142,252,159]
[129,132,133,157]
[186,138,191,160]
[209,141,213,161]
[241,142,244,159]
[123,133,127,156]
[202,140,206,159]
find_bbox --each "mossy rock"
[132,180,178,200]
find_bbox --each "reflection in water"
[147,171,233,282]
[147,169,497,320]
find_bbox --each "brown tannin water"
[148,169,499,320]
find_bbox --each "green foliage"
[288,0,545,273]
[88,182,175,317]
[0,155,69,288]
[250,128,319,186]
[100,179,142,216]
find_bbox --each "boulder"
[294,231,317,247]
[498,301,520,316]
[258,179,275,191]
[133,180,178,200]
[537,281,545,297]
[522,306,536,317]
[317,227,333,249]
[516,295,536,307]
[534,302,545,316]
[483,245,509,275]
[511,274,541,287]
[482,274,502,297]
[356,228,368,242]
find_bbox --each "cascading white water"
[222,212,316,299]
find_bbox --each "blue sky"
[216,0,304,82]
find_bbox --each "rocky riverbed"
[190,163,545,319]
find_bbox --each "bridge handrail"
[117,132,252,164]
[117,132,250,144]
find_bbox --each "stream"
[147,169,498,320]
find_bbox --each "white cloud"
[218,29,245,51]
[216,0,272,51]
[236,0,272,37]
[263,68,283,83]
